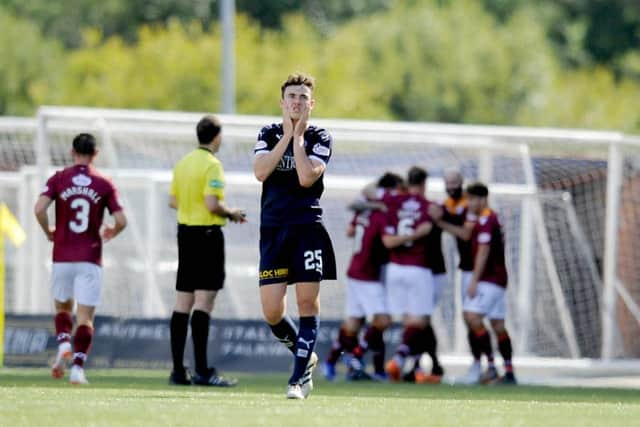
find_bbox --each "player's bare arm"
[428,203,443,221]
[347,199,386,213]
[346,223,356,237]
[101,210,127,242]
[292,103,325,188]
[467,244,490,298]
[361,181,380,201]
[346,181,385,211]
[253,106,294,182]
[169,195,178,209]
[34,195,54,241]
[205,194,246,223]
[382,221,433,248]
[437,219,474,241]
[348,173,402,212]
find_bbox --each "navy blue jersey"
[255,123,332,226]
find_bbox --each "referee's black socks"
[191,310,211,376]
[170,311,190,374]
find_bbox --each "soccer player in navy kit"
[254,73,336,399]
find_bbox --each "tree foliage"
[44,21,222,111]
[0,9,62,115]
[0,0,393,48]
[3,0,640,132]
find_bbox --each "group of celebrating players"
[325,167,516,386]
[36,72,514,399]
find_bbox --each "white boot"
[300,352,318,398]
[51,342,72,379]
[70,365,89,385]
[458,360,482,385]
[286,384,305,400]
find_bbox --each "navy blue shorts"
[259,223,337,286]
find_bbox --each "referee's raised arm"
[167,115,244,388]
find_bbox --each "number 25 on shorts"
[304,250,323,273]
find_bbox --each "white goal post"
[1,106,640,361]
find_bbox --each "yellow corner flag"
[0,203,26,247]
[0,202,26,367]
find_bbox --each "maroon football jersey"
[470,208,508,287]
[41,164,123,265]
[347,210,388,282]
[382,193,432,267]
[441,197,474,272]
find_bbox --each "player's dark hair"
[281,73,315,98]
[72,133,97,155]
[377,172,404,189]
[466,182,489,197]
[407,166,428,186]
[197,115,222,144]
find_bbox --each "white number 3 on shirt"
[69,198,90,233]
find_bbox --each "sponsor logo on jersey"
[209,179,224,189]
[72,174,92,187]
[254,140,268,150]
[312,143,330,157]
[478,232,492,244]
[276,155,296,171]
[259,268,289,280]
[401,199,421,212]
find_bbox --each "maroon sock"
[326,341,343,364]
[352,335,367,359]
[422,325,440,368]
[401,326,423,357]
[327,326,358,364]
[467,329,482,361]
[497,331,514,373]
[359,325,385,372]
[73,325,94,367]
[54,312,73,344]
[340,327,359,353]
[474,327,493,362]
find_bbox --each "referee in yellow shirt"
[168,115,245,387]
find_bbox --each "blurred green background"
[2,0,640,131]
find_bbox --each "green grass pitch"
[1,368,638,427]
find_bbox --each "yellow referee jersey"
[170,147,226,226]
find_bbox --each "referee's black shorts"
[176,224,225,292]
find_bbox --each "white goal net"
[2,106,639,360]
